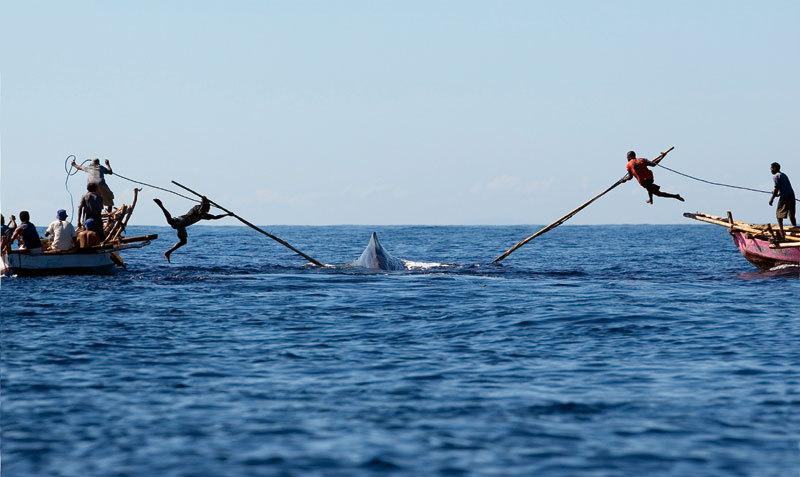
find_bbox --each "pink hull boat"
[731,230,800,270]
[685,212,800,270]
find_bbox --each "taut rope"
[657,164,800,203]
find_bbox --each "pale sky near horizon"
[1,1,798,225]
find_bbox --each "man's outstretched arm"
[201,213,232,220]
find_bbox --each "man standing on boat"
[72,158,115,212]
[623,151,684,204]
[768,162,796,234]
[78,183,105,239]
[152,196,231,262]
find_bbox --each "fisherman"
[768,162,796,235]
[10,211,43,253]
[1,214,17,255]
[623,151,684,204]
[72,158,115,212]
[152,197,231,262]
[76,218,101,249]
[45,209,77,252]
[78,183,105,239]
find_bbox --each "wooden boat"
[684,212,800,270]
[2,189,158,276]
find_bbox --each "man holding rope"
[72,158,115,212]
[768,162,796,235]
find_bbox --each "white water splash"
[402,260,450,270]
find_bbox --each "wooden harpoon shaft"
[493,146,675,263]
[171,181,327,267]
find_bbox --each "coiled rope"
[64,155,200,216]
[64,155,90,219]
[657,164,799,203]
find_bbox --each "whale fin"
[352,232,406,271]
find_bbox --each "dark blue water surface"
[2,225,799,477]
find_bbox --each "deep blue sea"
[2,225,799,477]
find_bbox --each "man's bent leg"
[164,227,188,262]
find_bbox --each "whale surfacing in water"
[352,232,406,271]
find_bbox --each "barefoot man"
[72,158,115,212]
[623,151,684,204]
[768,162,796,236]
[153,197,231,262]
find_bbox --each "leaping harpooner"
[623,150,684,204]
[153,197,231,262]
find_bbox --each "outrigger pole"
[171,180,328,267]
[493,146,675,264]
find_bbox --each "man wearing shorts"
[768,162,796,236]
[624,151,684,204]
[78,183,106,240]
[72,158,115,212]
[153,196,231,262]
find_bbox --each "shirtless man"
[153,197,231,262]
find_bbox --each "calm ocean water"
[2,224,799,477]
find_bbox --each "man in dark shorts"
[78,182,106,239]
[153,197,231,262]
[768,162,796,236]
[624,151,684,204]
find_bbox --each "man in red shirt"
[623,151,684,204]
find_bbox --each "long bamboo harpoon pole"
[493,146,675,264]
[171,180,328,267]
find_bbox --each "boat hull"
[731,231,800,270]
[2,251,117,276]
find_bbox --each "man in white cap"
[45,209,77,252]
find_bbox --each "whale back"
[352,232,406,271]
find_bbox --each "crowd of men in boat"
[1,157,231,261]
[1,158,115,256]
[1,152,797,260]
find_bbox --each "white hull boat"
[2,188,157,276]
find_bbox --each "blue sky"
[2,1,798,225]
